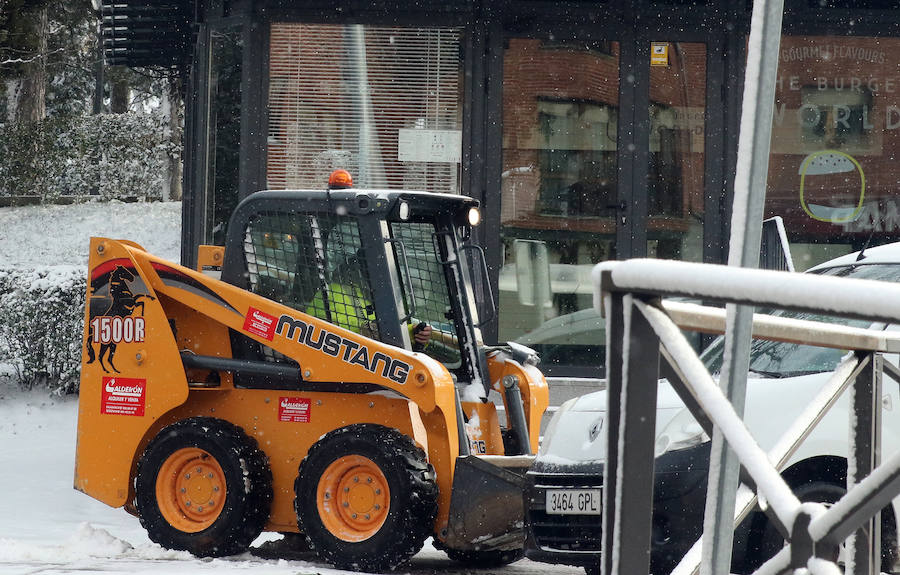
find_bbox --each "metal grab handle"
[461,244,496,327]
[385,238,417,322]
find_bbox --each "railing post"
[601,292,624,575]
[705,0,785,568]
[848,352,882,574]
[601,293,660,575]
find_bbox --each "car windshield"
[700,262,900,378]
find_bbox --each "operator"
[305,280,432,351]
[306,168,433,351]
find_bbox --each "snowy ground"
[0,201,583,575]
[0,388,581,575]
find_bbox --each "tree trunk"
[92,23,104,115]
[162,75,184,201]
[109,67,129,113]
[11,4,48,123]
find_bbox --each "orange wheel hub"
[316,455,390,542]
[156,447,226,533]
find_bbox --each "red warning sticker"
[244,307,277,341]
[101,376,146,416]
[279,396,311,423]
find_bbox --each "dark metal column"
[849,352,882,574]
[602,293,660,575]
[601,292,624,575]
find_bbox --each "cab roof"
[241,189,479,220]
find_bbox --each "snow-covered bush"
[0,112,178,201]
[0,267,86,394]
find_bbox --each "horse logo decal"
[86,265,155,374]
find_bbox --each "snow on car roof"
[807,240,900,271]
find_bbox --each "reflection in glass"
[647,42,706,262]
[499,39,619,368]
[766,36,900,270]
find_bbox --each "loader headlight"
[654,408,709,456]
[399,201,411,221]
[467,207,481,227]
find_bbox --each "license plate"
[545,489,602,515]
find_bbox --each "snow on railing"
[594,258,900,575]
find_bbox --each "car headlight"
[538,397,577,455]
[654,408,709,456]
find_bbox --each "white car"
[524,242,900,575]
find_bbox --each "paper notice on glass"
[398,129,462,163]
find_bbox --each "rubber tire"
[740,480,897,573]
[442,546,525,567]
[135,417,273,557]
[294,424,438,572]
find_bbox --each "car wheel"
[741,480,896,573]
[294,424,438,572]
[135,417,273,557]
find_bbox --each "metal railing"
[596,258,900,575]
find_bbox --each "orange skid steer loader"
[74,177,549,571]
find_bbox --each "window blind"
[268,23,463,193]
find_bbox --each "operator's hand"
[414,323,432,346]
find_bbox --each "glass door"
[498,38,621,369]
[495,37,711,371]
[646,41,707,262]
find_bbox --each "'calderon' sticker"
[244,307,277,340]
[101,376,146,416]
[279,396,311,423]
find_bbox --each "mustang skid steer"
[74,173,549,572]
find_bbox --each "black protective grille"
[528,472,603,552]
[390,223,457,342]
[101,0,192,67]
[243,210,378,340]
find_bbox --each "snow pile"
[0,524,135,562]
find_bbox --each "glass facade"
[497,39,708,369]
[186,3,900,374]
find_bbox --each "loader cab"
[219,185,490,394]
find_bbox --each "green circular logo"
[799,150,865,224]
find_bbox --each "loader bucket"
[443,455,533,551]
